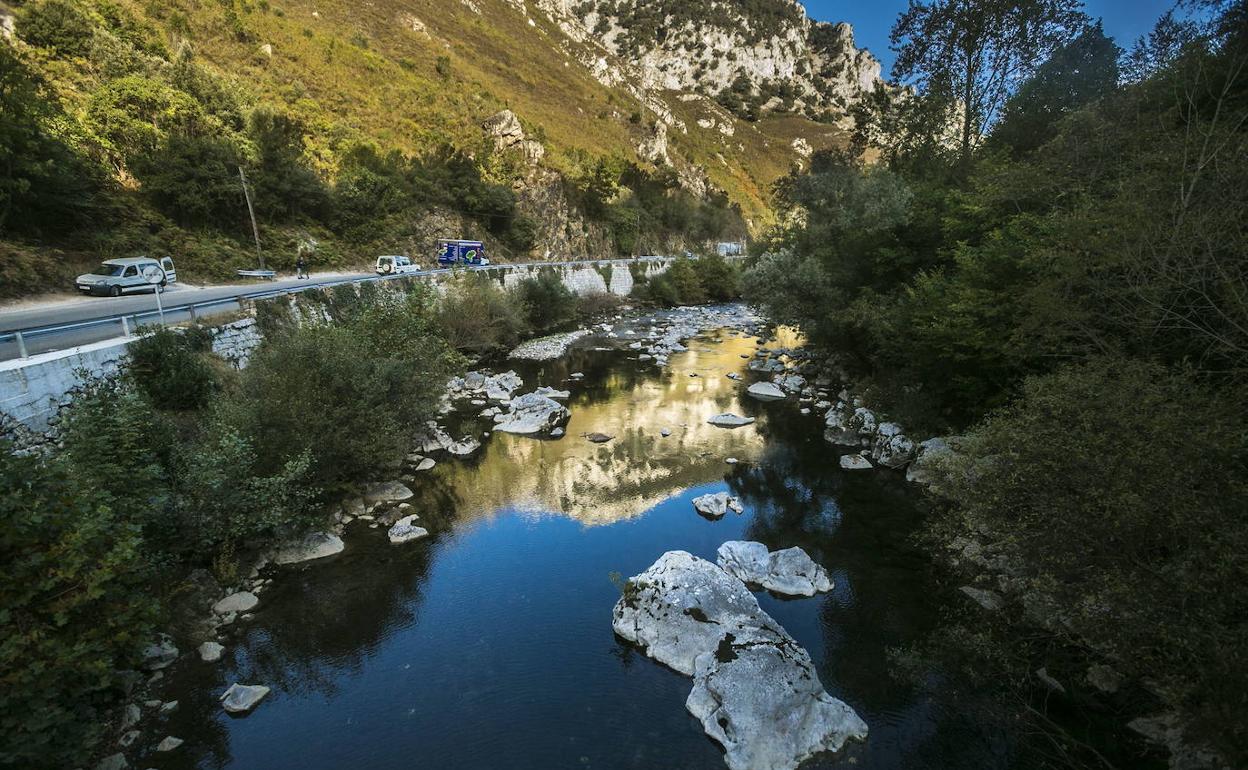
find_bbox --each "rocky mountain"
[1,0,884,290]
[537,0,883,123]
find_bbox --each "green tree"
[891,0,1087,164]
[137,134,245,227]
[0,447,157,769]
[248,107,328,221]
[991,21,1121,155]
[0,45,101,236]
[16,0,95,57]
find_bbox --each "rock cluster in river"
[509,330,591,360]
[494,392,571,435]
[716,541,833,597]
[613,551,867,770]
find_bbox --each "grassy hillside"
[0,0,847,297]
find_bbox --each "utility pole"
[238,166,265,269]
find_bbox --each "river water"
[151,314,1035,770]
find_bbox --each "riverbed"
[148,311,1028,770]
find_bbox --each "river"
[150,309,1040,769]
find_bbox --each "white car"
[76,257,177,296]
[376,255,421,275]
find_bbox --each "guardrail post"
[15,331,28,359]
[121,316,131,337]
[188,304,197,322]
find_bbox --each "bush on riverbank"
[637,256,741,306]
[517,272,579,332]
[742,3,1248,761]
[436,274,530,355]
[0,446,158,769]
[932,358,1248,758]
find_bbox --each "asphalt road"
[0,271,376,359]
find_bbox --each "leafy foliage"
[517,272,579,332]
[0,447,157,769]
[435,274,530,355]
[127,327,221,411]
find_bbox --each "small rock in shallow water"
[220,683,270,714]
[213,591,258,615]
[716,541,834,597]
[746,382,786,401]
[693,492,744,519]
[198,641,224,663]
[839,454,873,471]
[708,413,754,428]
[388,515,429,545]
[584,432,614,443]
[96,753,129,770]
[660,428,672,437]
[551,427,565,438]
[155,736,183,752]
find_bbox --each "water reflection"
[434,330,771,527]
[147,320,1039,770]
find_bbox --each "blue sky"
[800,1,1177,76]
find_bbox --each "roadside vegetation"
[744,1,1248,763]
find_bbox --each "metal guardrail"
[0,257,669,361]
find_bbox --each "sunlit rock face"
[536,0,883,118]
[432,328,801,527]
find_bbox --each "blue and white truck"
[436,239,489,267]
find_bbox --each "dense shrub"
[172,419,316,555]
[693,253,740,301]
[517,272,578,332]
[0,447,157,769]
[435,274,529,355]
[16,0,95,57]
[234,290,461,485]
[57,379,172,539]
[127,327,219,410]
[934,358,1248,758]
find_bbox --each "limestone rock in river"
[716,541,833,597]
[95,753,129,770]
[388,515,429,544]
[693,492,744,519]
[220,683,270,714]
[198,641,225,663]
[839,454,872,471]
[612,551,868,769]
[271,531,344,565]
[214,591,258,615]
[363,480,414,506]
[496,392,571,435]
[611,551,785,676]
[155,736,183,752]
[584,432,614,443]
[746,382,786,401]
[533,386,571,400]
[510,330,590,360]
[708,413,754,428]
[687,627,868,770]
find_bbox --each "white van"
[376,255,420,275]
[75,257,177,297]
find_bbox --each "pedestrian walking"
[295,255,308,280]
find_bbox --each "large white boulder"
[823,405,858,447]
[484,371,524,402]
[611,551,784,675]
[613,552,868,769]
[872,430,916,469]
[495,392,570,435]
[693,492,744,519]
[270,531,344,565]
[363,481,414,506]
[747,382,786,401]
[198,641,225,663]
[687,628,868,770]
[716,541,833,597]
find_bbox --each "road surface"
[0,271,377,359]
